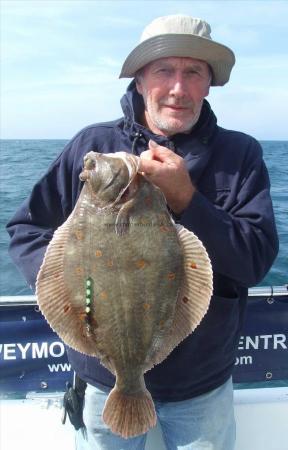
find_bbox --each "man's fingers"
[148,140,175,162]
[140,149,154,161]
[139,145,162,174]
[137,139,194,213]
[138,157,160,175]
[138,140,179,174]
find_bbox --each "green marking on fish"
[85,277,93,315]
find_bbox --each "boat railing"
[0,285,287,306]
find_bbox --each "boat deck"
[1,387,288,450]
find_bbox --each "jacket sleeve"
[180,139,279,288]
[6,143,80,291]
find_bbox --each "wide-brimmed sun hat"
[119,14,235,86]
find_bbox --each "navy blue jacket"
[6,81,279,400]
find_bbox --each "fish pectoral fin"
[102,384,156,438]
[115,199,136,236]
[145,224,213,370]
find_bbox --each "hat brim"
[119,34,235,86]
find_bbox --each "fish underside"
[36,151,213,438]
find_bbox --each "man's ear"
[135,77,143,95]
[204,66,212,97]
[204,84,210,98]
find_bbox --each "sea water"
[0,139,287,296]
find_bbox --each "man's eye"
[188,70,199,75]
[156,68,169,74]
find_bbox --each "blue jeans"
[76,377,236,450]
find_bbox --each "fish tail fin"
[102,386,156,438]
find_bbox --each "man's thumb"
[149,139,158,149]
[148,139,173,162]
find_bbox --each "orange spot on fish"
[75,266,84,276]
[135,259,147,269]
[144,196,152,207]
[95,250,102,257]
[140,216,149,225]
[159,320,165,329]
[167,272,176,281]
[107,259,114,268]
[160,225,172,233]
[100,291,108,300]
[63,305,70,313]
[75,230,84,240]
[190,261,197,269]
[182,297,189,304]
[79,312,86,321]
[143,303,151,310]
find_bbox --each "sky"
[1,0,288,140]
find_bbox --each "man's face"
[136,57,211,136]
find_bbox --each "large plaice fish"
[36,151,213,438]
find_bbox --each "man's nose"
[169,74,187,96]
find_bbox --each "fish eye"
[84,158,96,170]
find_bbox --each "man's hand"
[139,140,196,214]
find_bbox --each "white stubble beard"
[144,96,203,136]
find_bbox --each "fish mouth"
[107,153,141,207]
[116,173,141,206]
[107,152,140,179]
[102,166,125,191]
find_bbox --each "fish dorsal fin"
[145,224,213,371]
[35,211,103,359]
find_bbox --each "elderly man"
[7,15,278,450]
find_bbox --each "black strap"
[62,374,87,431]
